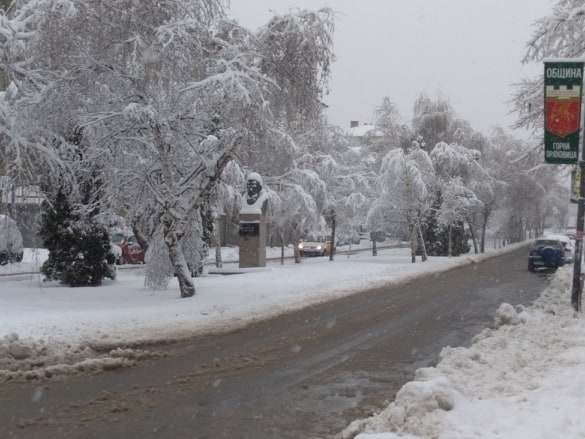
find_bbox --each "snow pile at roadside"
[0,331,165,382]
[342,265,585,439]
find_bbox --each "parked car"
[543,233,575,263]
[565,230,576,240]
[298,236,333,257]
[0,214,24,265]
[111,233,145,264]
[528,238,566,272]
[336,236,361,246]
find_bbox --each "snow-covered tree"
[268,178,322,263]
[0,1,335,297]
[501,148,567,241]
[292,123,376,259]
[371,148,434,262]
[412,94,455,151]
[469,170,506,253]
[299,152,374,259]
[209,161,246,267]
[435,177,477,257]
[431,141,498,253]
[475,125,568,243]
[225,8,336,257]
[235,8,335,179]
[0,0,272,297]
[39,187,115,286]
[256,8,334,133]
[370,96,413,159]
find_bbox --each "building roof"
[346,122,381,138]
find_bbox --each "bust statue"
[246,173,263,205]
[241,172,268,214]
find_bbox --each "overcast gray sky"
[229,0,554,136]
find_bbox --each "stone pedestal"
[239,213,267,268]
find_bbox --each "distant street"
[1,245,549,439]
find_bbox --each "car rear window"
[534,240,561,248]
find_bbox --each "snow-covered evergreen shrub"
[40,189,113,286]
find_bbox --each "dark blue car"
[528,238,565,272]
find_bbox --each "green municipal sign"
[544,61,584,164]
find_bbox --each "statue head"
[246,172,263,205]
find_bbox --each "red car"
[111,233,145,265]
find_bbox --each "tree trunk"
[410,224,417,263]
[214,217,222,268]
[280,232,285,265]
[417,223,428,262]
[480,222,486,253]
[132,217,151,254]
[448,224,453,258]
[372,239,377,256]
[467,217,478,254]
[329,212,336,262]
[163,213,195,298]
[293,230,301,264]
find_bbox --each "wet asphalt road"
[1,245,550,439]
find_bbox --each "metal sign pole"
[572,104,585,311]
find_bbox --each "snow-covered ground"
[1,241,584,439]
